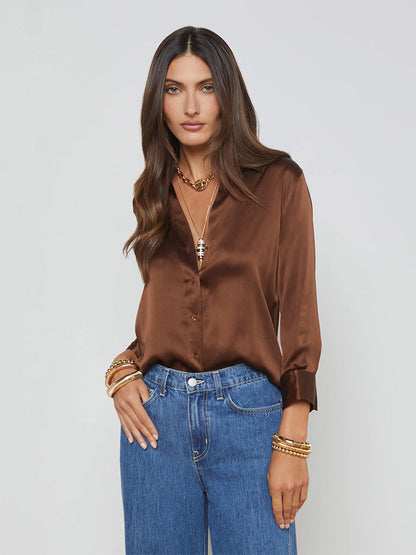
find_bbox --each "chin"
[177,133,211,147]
[181,140,210,149]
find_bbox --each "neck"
[178,146,213,181]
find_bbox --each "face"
[163,54,221,150]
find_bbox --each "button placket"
[183,271,202,365]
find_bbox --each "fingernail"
[279,525,285,529]
[128,437,133,444]
[285,524,290,529]
[153,434,159,440]
[290,519,294,523]
[150,440,157,449]
[140,442,147,449]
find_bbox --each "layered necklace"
[175,164,219,270]
[175,164,214,191]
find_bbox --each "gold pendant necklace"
[176,174,219,270]
[175,164,215,192]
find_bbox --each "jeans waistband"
[144,362,268,397]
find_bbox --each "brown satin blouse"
[122,157,322,411]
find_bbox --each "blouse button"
[191,314,199,321]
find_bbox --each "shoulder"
[240,153,306,204]
[249,155,304,198]
[254,156,314,214]
[261,155,303,183]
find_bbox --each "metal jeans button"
[188,378,197,386]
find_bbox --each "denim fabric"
[120,362,297,555]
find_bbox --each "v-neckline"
[170,180,224,273]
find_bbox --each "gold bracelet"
[272,440,311,455]
[272,444,310,458]
[272,436,311,451]
[105,358,138,385]
[106,357,137,374]
[273,433,311,450]
[107,369,143,398]
[105,363,138,387]
[271,433,311,458]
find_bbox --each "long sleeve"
[277,170,322,412]
[126,338,139,353]
[115,161,321,404]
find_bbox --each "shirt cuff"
[280,369,318,412]
[126,338,138,352]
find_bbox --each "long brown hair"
[123,26,292,284]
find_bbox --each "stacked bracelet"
[107,368,143,398]
[271,433,312,459]
[105,358,138,387]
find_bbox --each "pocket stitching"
[141,381,161,408]
[225,380,282,414]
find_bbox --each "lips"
[181,121,204,131]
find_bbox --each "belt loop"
[160,368,169,397]
[213,370,223,400]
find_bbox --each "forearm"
[278,400,310,443]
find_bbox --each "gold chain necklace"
[175,164,215,191]
[176,174,219,270]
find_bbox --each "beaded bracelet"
[272,444,310,458]
[272,441,310,455]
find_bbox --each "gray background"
[1,1,415,553]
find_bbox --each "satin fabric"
[122,157,322,411]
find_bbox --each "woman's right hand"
[111,367,159,450]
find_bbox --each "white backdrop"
[1,1,415,554]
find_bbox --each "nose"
[184,92,199,117]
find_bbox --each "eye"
[165,86,179,94]
[203,85,214,92]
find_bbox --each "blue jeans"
[120,362,297,555]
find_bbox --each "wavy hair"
[123,26,292,284]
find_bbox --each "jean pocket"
[225,377,282,414]
[141,377,162,409]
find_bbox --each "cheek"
[206,97,221,121]
[163,96,176,122]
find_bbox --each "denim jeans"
[120,362,297,555]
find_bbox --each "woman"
[106,26,322,555]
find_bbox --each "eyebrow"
[164,77,213,86]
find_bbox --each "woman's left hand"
[267,450,309,529]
